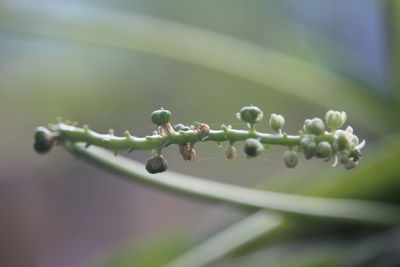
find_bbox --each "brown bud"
[194,122,210,137]
[178,144,196,161]
[157,123,177,136]
[225,146,237,160]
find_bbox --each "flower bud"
[350,149,362,162]
[335,130,350,150]
[179,144,196,161]
[244,138,264,158]
[325,110,347,130]
[145,155,168,174]
[316,141,332,158]
[345,158,358,170]
[33,126,55,154]
[304,118,325,136]
[151,108,172,126]
[300,137,316,159]
[236,106,263,125]
[269,114,285,132]
[284,150,298,168]
[225,145,237,160]
[338,153,350,164]
[174,123,190,132]
[185,148,196,162]
[194,122,210,137]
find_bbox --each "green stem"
[66,142,400,225]
[165,211,283,267]
[52,123,333,152]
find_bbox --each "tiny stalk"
[34,106,365,174]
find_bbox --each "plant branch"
[65,142,400,226]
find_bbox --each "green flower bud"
[145,155,168,174]
[284,150,298,168]
[225,145,237,160]
[174,123,190,132]
[236,106,263,125]
[325,110,347,130]
[304,118,325,136]
[33,126,55,154]
[244,138,264,158]
[316,141,332,158]
[269,114,285,132]
[300,137,316,159]
[151,108,172,126]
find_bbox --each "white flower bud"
[284,150,298,168]
[304,118,325,136]
[325,110,347,130]
[269,114,285,132]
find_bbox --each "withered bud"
[145,156,168,174]
[157,123,177,136]
[179,144,196,162]
[225,145,237,160]
[194,122,210,138]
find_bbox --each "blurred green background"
[1,0,400,266]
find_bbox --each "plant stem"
[164,211,283,267]
[66,142,400,226]
[53,123,334,152]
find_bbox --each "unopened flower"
[269,114,285,132]
[236,106,263,125]
[244,138,264,158]
[325,110,347,130]
[174,123,190,132]
[304,118,325,136]
[345,158,358,170]
[300,137,317,159]
[316,141,332,158]
[284,150,298,168]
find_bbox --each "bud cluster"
[297,110,364,169]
